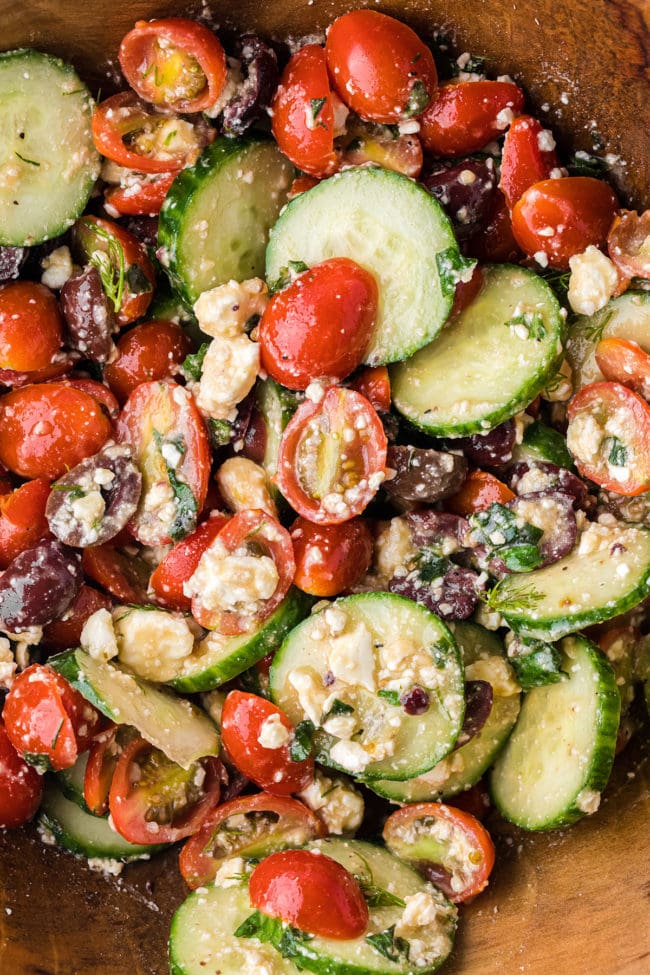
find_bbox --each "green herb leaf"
[15,152,40,167]
[500,544,543,573]
[289,719,315,762]
[234,910,312,961]
[509,636,565,690]
[182,343,209,382]
[50,718,65,751]
[415,546,450,583]
[270,260,309,294]
[608,436,628,467]
[566,150,609,178]
[51,484,86,500]
[153,429,198,542]
[322,699,355,722]
[582,309,613,343]
[506,311,547,340]
[540,267,571,302]
[469,502,543,573]
[310,97,327,126]
[435,248,477,298]
[208,418,233,449]
[482,579,544,615]
[378,689,401,706]
[88,225,127,314]
[366,926,410,963]
[404,80,431,117]
[23,753,54,773]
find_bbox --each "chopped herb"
[506,311,547,340]
[360,883,405,909]
[404,79,431,117]
[583,309,613,343]
[310,97,327,127]
[234,910,312,960]
[566,150,609,178]
[270,260,309,294]
[508,636,565,690]
[23,753,54,773]
[415,546,450,583]
[322,699,354,722]
[182,342,209,381]
[450,54,486,76]
[590,130,606,151]
[208,418,233,449]
[89,226,126,314]
[15,152,40,167]
[289,719,315,762]
[163,129,178,146]
[345,136,364,153]
[51,484,86,500]
[378,689,401,706]
[435,248,477,299]
[540,267,571,302]
[469,502,543,572]
[608,437,628,467]
[366,926,410,964]
[153,429,198,541]
[482,578,544,615]
[50,718,65,751]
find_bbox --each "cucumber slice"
[391,264,564,436]
[0,50,100,245]
[56,752,89,810]
[270,593,464,782]
[254,377,299,503]
[566,291,650,391]
[265,166,459,365]
[491,521,650,640]
[511,419,576,470]
[170,589,312,693]
[159,136,294,306]
[49,648,219,769]
[490,635,620,830]
[39,779,165,860]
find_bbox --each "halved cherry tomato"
[0,720,43,828]
[447,470,515,515]
[188,509,294,634]
[116,380,211,546]
[42,585,113,652]
[465,190,521,263]
[276,387,388,525]
[83,724,136,816]
[3,664,103,772]
[511,176,619,269]
[149,511,229,610]
[287,175,320,200]
[104,172,176,216]
[249,849,369,940]
[72,215,155,326]
[104,320,192,404]
[0,281,63,371]
[54,377,120,420]
[499,116,559,210]
[291,516,373,597]
[0,383,112,480]
[349,365,391,413]
[221,691,313,796]
[260,259,377,390]
[109,736,222,845]
[179,792,325,889]
[567,381,650,495]
[271,45,343,178]
[383,802,496,903]
[0,479,51,570]
[0,352,78,390]
[119,18,227,113]
[82,544,151,603]
[419,80,525,157]
[595,337,650,399]
[326,10,437,124]
[340,120,423,178]
[607,209,650,280]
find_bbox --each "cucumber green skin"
[511,420,576,470]
[55,753,89,811]
[566,291,650,391]
[490,636,620,830]
[255,377,299,514]
[170,588,313,692]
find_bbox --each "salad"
[0,8,649,975]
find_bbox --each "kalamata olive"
[384,446,467,502]
[407,510,470,550]
[0,246,27,282]
[60,266,117,363]
[222,35,279,136]
[122,216,159,249]
[507,490,577,566]
[46,443,142,548]
[389,563,481,620]
[0,540,82,629]
[422,158,497,240]
[454,420,516,467]
[455,680,493,748]
[380,412,400,444]
[507,461,588,508]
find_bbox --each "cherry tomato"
[249,849,369,940]
[109,736,222,845]
[511,176,619,270]
[82,544,151,604]
[42,585,112,652]
[287,175,320,200]
[449,265,485,319]
[271,45,342,178]
[119,18,227,113]
[326,10,437,124]
[348,365,391,414]
[0,720,43,828]
[149,512,229,610]
[260,259,377,390]
[83,724,137,816]
[0,383,112,480]
[116,380,211,546]
[499,116,559,210]
[3,665,103,772]
[447,470,515,515]
[340,121,423,178]
[419,81,525,157]
[595,337,650,399]
[465,191,521,263]
[567,381,650,495]
[104,172,176,216]
[55,377,120,420]
[0,281,63,371]
[291,516,373,597]
[0,479,51,570]
[179,792,325,889]
[0,353,79,390]
[383,802,495,903]
[276,386,388,525]
[104,320,192,404]
[607,209,650,280]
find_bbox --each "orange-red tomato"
[348,365,391,414]
[83,723,123,816]
[595,337,650,399]
[55,377,120,420]
[449,265,485,319]
[291,516,373,597]
[287,175,320,200]
[0,478,51,570]
[0,720,43,828]
[447,470,515,515]
[82,545,151,604]
[419,80,525,156]
[104,320,192,404]
[149,512,228,611]
[104,172,176,216]
[499,115,559,210]
[41,585,112,652]
[0,281,63,371]
[607,209,650,280]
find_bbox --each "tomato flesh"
[0,478,51,570]
[42,585,112,652]
[82,544,151,604]
[0,720,43,828]
[499,115,559,210]
[419,81,525,156]
[0,281,63,371]
[447,470,515,515]
[595,337,650,399]
[291,516,373,597]
[349,365,391,414]
[607,209,650,280]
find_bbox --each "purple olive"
[400,686,430,715]
[122,216,159,249]
[389,564,482,620]
[60,266,117,363]
[455,420,516,468]
[422,158,497,240]
[507,490,577,566]
[0,541,82,629]
[46,443,142,548]
[507,461,588,508]
[0,246,27,282]
[407,510,470,550]
[222,35,279,136]
[384,446,467,503]
[455,680,493,748]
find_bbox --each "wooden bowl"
[0,3,648,974]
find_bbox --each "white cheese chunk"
[216,457,277,517]
[297,769,364,835]
[80,608,119,663]
[194,334,260,422]
[112,607,195,682]
[329,739,372,774]
[568,245,618,316]
[193,279,268,339]
[288,668,329,726]
[40,245,74,290]
[185,542,279,619]
[327,619,376,693]
[257,713,291,750]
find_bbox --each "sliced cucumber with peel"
[391,264,564,436]
[566,291,650,391]
[251,376,299,512]
[511,419,576,470]
[490,635,620,830]
[56,752,89,811]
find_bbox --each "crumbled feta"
[80,608,119,662]
[87,857,125,877]
[394,889,457,967]
[213,856,247,888]
[201,689,227,729]
[40,245,74,289]
[329,738,372,774]
[185,541,279,622]
[568,245,618,316]
[193,279,268,339]
[112,607,195,682]
[0,638,16,689]
[288,668,329,726]
[257,713,291,750]
[204,57,244,118]
[216,457,277,517]
[465,656,520,696]
[194,333,260,423]
[327,618,376,692]
[575,788,601,814]
[297,769,364,835]
[371,517,416,584]
[536,129,556,152]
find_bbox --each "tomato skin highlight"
[499,115,559,210]
[149,512,228,611]
[104,172,176,216]
[0,479,51,570]
[447,470,515,515]
[0,720,43,828]
[0,281,63,372]
[249,849,369,940]
[104,320,192,404]
[595,337,650,399]
[260,259,377,390]
[291,516,373,597]
[349,365,391,414]
[419,81,525,157]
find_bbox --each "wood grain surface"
[0,3,649,974]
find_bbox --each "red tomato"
[249,849,369,940]
[595,337,650,399]
[105,172,176,216]
[287,175,320,200]
[109,736,222,845]
[83,724,136,816]
[104,320,192,404]
[180,792,325,888]
[0,281,63,371]
[349,365,391,413]
[82,544,151,603]
[0,479,51,570]
[42,585,113,652]
[0,720,43,828]
[449,265,485,319]
[499,116,560,209]
[271,45,342,178]
[0,383,112,480]
[383,802,495,903]
[3,665,103,772]
[119,18,226,113]
[567,381,650,495]
[55,377,120,420]
[260,259,377,390]
[419,81,525,157]
[607,209,650,280]
[291,516,373,597]
[447,470,515,515]
[149,512,228,610]
[511,176,619,269]
[465,191,522,263]
[326,10,437,124]
[221,692,314,797]
[340,122,423,178]
[276,386,388,525]
[116,380,211,546]
[0,353,78,390]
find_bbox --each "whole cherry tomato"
[82,544,151,604]
[326,10,437,123]
[419,80,525,156]
[104,172,176,217]
[607,209,650,280]
[0,720,43,828]
[291,516,373,597]
[0,281,63,371]
[41,585,112,652]
[104,320,192,404]
[149,512,229,611]
[54,377,120,419]
[595,337,650,399]
[447,470,515,515]
[499,115,560,209]
[0,479,51,570]
[348,365,391,414]
[260,259,378,390]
